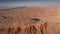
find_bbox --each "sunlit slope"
[0,7,60,22]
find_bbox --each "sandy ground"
[0,7,60,34]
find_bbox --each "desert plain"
[0,7,60,34]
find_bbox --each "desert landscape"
[0,7,60,34]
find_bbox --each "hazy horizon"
[0,0,60,8]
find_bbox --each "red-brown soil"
[0,7,60,34]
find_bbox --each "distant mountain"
[0,6,13,9]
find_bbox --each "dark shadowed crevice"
[33,25,36,34]
[2,16,8,19]
[40,25,43,34]
[17,27,21,33]
[29,18,40,23]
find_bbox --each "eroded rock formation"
[0,16,47,34]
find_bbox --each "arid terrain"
[0,7,60,34]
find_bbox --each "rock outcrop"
[0,16,47,34]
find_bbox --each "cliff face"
[0,15,47,34]
[0,22,47,34]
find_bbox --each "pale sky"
[0,0,60,7]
